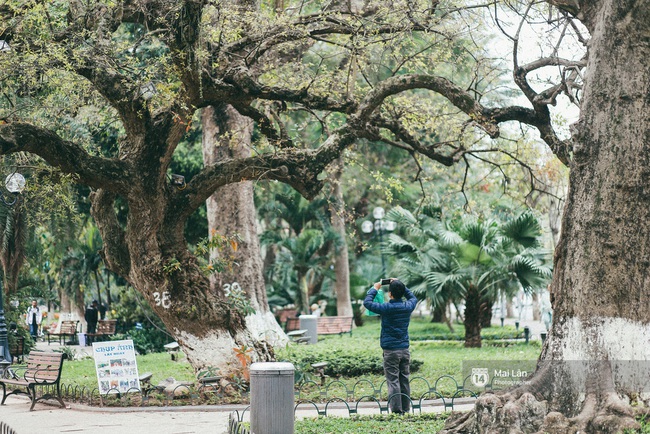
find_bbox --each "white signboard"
[92,340,140,394]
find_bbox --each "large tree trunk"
[201,104,287,363]
[329,157,353,317]
[91,189,274,374]
[90,111,283,374]
[444,2,649,432]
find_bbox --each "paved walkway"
[1,398,234,434]
[0,395,476,434]
[3,340,238,434]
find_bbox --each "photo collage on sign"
[93,340,141,394]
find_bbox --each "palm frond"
[500,211,542,248]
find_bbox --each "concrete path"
[0,397,235,434]
[0,395,477,434]
[3,340,238,434]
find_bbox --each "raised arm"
[363,282,385,315]
[404,287,418,311]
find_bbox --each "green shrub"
[278,342,422,377]
[114,326,172,354]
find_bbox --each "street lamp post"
[361,207,396,277]
[0,172,27,366]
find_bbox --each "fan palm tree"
[59,222,109,324]
[260,186,342,313]
[268,227,339,314]
[385,207,552,347]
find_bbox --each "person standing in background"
[26,300,42,339]
[85,300,99,334]
[363,278,417,414]
[310,303,322,317]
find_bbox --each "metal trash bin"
[299,314,318,344]
[250,362,295,434]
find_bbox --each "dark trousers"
[29,323,38,338]
[383,348,411,413]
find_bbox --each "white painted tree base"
[176,311,288,373]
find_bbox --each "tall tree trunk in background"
[329,157,353,317]
[432,303,454,332]
[479,300,493,328]
[463,284,482,348]
[58,289,72,314]
[202,104,287,351]
[531,291,541,321]
[445,2,649,432]
[0,205,27,297]
[105,271,112,305]
[74,287,86,333]
[431,303,444,322]
[506,298,514,318]
[93,269,102,307]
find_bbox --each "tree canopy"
[0,0,587,395]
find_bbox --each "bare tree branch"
[0,122,131,192]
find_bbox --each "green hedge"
[278,343,422,378]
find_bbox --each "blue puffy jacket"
[363,287,417,350]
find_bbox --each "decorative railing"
[226,374,483,433]
[229,411,251,434]
[37,373,483,411]
[40,379,250,407]
[0,422,17,434]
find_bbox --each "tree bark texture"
[463,284,482,348]
[444,1,650,432]
[0,205,27,297]
[201,104,288,364]
[480,299,493,329]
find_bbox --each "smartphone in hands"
[381,278,391,285]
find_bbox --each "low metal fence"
[34,373,484,411]
[38,379,250,407]
[0,422,17,434]
[228,411,251,434]
[226,374,483,433]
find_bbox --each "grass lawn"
[295,413,449,434]
[51,318,650,434]
[60,350,195,390]
[279,317,542,399]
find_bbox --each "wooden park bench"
[276,308,297,328]
[85,319,117,345]
[285,317,300,332]
[46,320,79,345]
[0,351,66,411]
[317,316,353,337]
